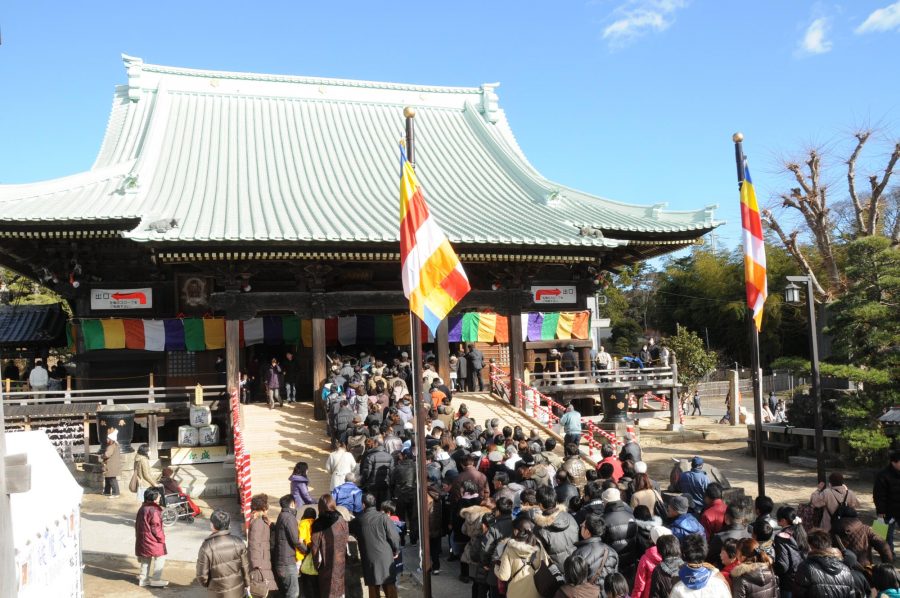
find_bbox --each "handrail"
[490,363,623,462]
[2,385,228,407]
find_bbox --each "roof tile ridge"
[91,87,131,170]
[558,183,721,228]
[460,102,560,205]
[139,61,483,95]
[0,161,135,201]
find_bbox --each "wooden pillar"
[668,355,682,431]
[312,317,327,420]
[508,309,524,409]
[148,372,155,404]
[579,346,591,374]
[436,319,450,386]
[82,414,90,460]
[147,414,159,460]
[225,320,240,395]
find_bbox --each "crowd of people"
[125,343,900,598]
[2,357,69,392]
[239,343,488,408]
[230,367,899,598]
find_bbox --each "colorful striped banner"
[73,310,591,351]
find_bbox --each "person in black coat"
[774,506,808,598]
[360,439,393,505]
[600,488,639,578]
[350,494,401,598]
[793,530,857,598]
[390,449,418,544]
[555,469,581,509]
[571,511,620,590]
[650,534,683,598]
[465,344,485,392]
[872,450,900,549]
[272,495,302,597]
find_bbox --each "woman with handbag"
[495,517,546,598]
[247,494,277,597]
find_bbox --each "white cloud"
[855,1,900,34]
[797,17,833,56]
[601,0,688,47]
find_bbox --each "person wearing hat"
[668,495,705,542]
[102,428,122,498]
[601,487,640,578]
[562,343,579,381]
[633,526,674,598]
[560,402,583,448]
[677,456,709,513]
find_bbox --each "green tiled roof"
[0,55,720,247]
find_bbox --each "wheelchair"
[160,491,196,526]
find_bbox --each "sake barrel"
[189,405,212,428]
[198,424,220,446]
[178,425,199,447]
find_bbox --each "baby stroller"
[160,489,196,526]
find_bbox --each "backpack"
[347,434,367,460]
[828,489,850,528]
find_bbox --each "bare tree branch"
[846,131,870,233]
[762,210,828,298]
[865,141,900,235]
[786,162,813,197]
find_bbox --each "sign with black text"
[90,288,152,310]
[530,285,576,304]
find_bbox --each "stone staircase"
[240,392,583,509]
[241,401,332,504]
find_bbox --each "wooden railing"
[535,366,676,388]
[0,384,227,407]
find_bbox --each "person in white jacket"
[325,441,357,490]
[28,359,49,391]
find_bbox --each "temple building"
[0,55,720,419]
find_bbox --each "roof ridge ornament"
[122,54,144,102]
[649,202,668,219]
[480,83,500,124]
[704,204,718,225]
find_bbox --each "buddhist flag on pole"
[399,148,471,335]
[739,163,767,331]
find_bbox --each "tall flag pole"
[401,106,470,597]
[733,132,768,497]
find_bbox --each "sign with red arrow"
[531,285,576,304]
[91,288,153,310]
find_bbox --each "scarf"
[311,510,342,533]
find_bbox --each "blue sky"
[1,1,898,250]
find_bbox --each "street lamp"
[784,275,825,483]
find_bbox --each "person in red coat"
[699,483,727,540]
[135,488,169,588]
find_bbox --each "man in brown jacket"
[196,510,249,598]
[451,454,489,500]
[102,428,122,498]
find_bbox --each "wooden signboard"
[170,445,228,465]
